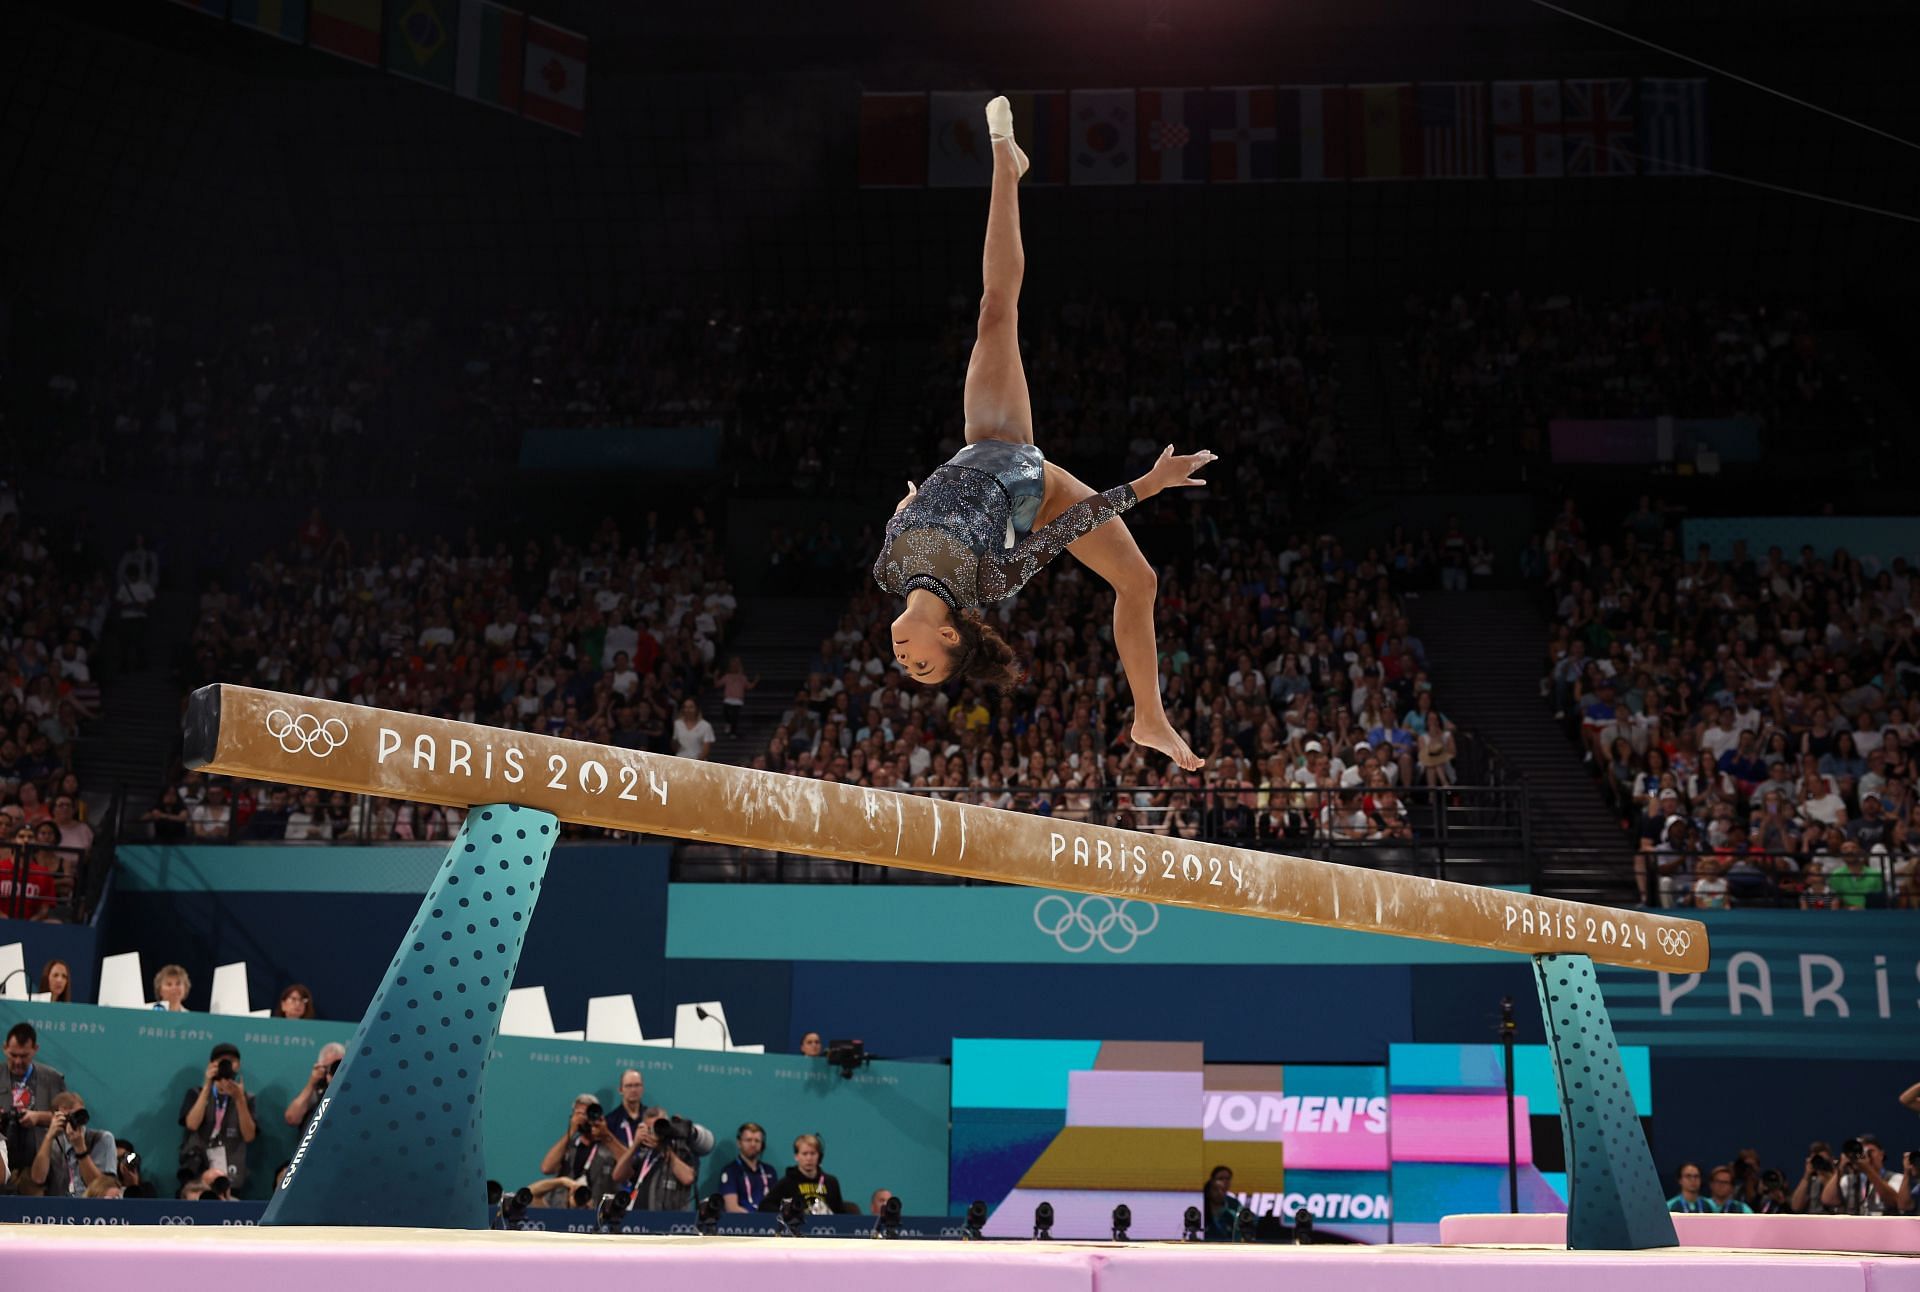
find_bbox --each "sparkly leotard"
[872,441,1138,610]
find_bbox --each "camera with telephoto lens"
[206,1173,232,1200]
[1810,1152,1834,1174]
[0,1107,21,1136]
[653,1115,693,1149]
[1760,1168,1786,1191]
[216,1058,234,1081]
[1840,1138,1865,1163]
[65,1106,90,1131]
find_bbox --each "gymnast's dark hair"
[945,608,1024,690]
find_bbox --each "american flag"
[1418,83,1486,179]
[1563,78,1635,176]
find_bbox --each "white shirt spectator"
[603,621,639,668]
[1801,790,1846,826]
[672,716,716,760]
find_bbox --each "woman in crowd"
[152,964,191,1012]
[37,958,71,1002]
[273,983,318,1020]
[873,96,1215,772]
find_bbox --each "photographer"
[178,1043,259,1193]
[5,1021,67,1169]
[28,1092,117,1198]
[283,1042,347,1139]
[539,1093,621,1204]
[1792,1142,1835,1214]
[1819,1134,1905,1216]
[612,1106,713,1211]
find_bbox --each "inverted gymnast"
[874,95,1215,771]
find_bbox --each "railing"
[1535,845,1919,910]
[0,841,89,922]
[673,783,1533,887]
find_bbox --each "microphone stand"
[1501,996,1518,1214]
[695,1006,733,1050]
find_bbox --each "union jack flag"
[1562,78,1635,176]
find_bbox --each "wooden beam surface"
[184,685,1708,972]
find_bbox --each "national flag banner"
[1640,77,1708,177]
[1418,82,1486,179]
[1275,85,1349,181]
[522,17,587,134]
[928,91,995,187]
[1068,88,1136,185]
[230,0,308,42]
[309,0,383,66]
[1491,80,1563,178]
[387,0,458,90]
[858,92,929,187]
[1136,88,1210,184]
[1007,91,1070,185]
[454,0,523,112]
[169,0,230,16]
[1207,85,1278,182]
[1562,78,1634,176]
[1350,83,1419,180]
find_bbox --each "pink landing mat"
[4,1227,1918,1292]
[1441,1211,1920,1256]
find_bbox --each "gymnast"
[874,95,1215,772]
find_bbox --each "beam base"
[261,804,557,1228]
[1533,952,1676,1250]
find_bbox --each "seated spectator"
[0,843,58,920]
[26,1091,117,1198]
[758,1132,850,1216]
[1691,857,1732,909]
[1829,846,1886,909]
[284,789,333,843]
[177,1043,259,1192]
[672,699,716,760]
[272,983,318,1020]
[152,964,191,1012]
[799,1032,824,1058]
[1667,1162,1716,1213]
[142,787,190,841]
[37,958,71,1002]
[1707,1164,1754,1214]
[189,784,232,841]
[50,795,92,852]
[1418,722,1457,787]
[717,1121,778,1214]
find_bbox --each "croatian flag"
[1208,86,1278,182]
[1136,88,1210,184]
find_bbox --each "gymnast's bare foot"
[1131,717,1204,771]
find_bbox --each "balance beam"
[183,684,1705,973]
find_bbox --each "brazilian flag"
[386,0,458,90]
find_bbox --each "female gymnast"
[873,95,1215,771]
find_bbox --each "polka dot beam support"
[1532,953,1677,1251]
[261,804,558,1229]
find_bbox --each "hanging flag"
[169,0,230,16]
[386,0,457,90]
[1491,80,1563,178]
[1068,89,1135,185]
[522,17,587,134]
[1207,86,1278,183]
[1136,88,1210,184]
[1007,91,1070,186]
[309,0,382,66]
[858,93,929,187]
[230,0,306,38]
[1275,85,1349,181]
[1418,82,1486,179]
[928,91,995,187]
[454,0,522,112]
[1640,77,1708,177]
[1350,83,1419,180]
[1562,78,1634,176]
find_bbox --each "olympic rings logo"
[1033,894,1159,955]
[1656,928,1693,956]
[265,708,350,758]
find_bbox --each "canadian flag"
[522,18,587,135]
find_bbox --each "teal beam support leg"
[262,804,557,1228]
[1534,953,1677,1250]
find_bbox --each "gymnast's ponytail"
[947,609,1025,691]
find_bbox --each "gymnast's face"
[892,612,959,686]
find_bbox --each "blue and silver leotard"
[872,439,1137,610]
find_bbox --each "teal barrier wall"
[667,884,1521,966]
[0,1000,949,1208]
[1680,515,1920,565]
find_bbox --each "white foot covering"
[985,95,1029,178]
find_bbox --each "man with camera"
[539,1093,622,1205]
[27,1091,117,1198]
[611,1106,714,1211]
[283,1042,347,1140]
[5,1021,67,1170]
[1818,1134,1906,1216]
[177,1042,259,1194]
